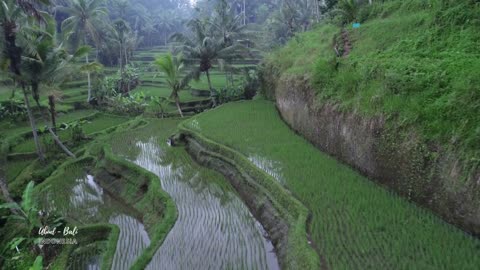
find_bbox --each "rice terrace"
[0,0,479,269]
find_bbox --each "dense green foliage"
[185,100,480,269]
[267,0,480,171]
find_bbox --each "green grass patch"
[5,159,31,181]
[266,0,480,168]
[183,100,480,269]
[0,109,96,139]
[132,86,208,102]
[10,113,126,153]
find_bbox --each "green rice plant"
[183,100,480,269]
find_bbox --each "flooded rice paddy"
[43,118,279,270]
[110,119,279,270]
[43,171,150,270]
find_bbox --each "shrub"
[0,99,27,122]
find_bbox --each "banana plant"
[0,182,62,255]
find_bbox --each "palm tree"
[110,19,130,93]
[154,53,192,118]
[211,0,248,46]
[295,0,315,32]
[211,0,250,88]
[0,0,51,206]
[142,14,156,47]
[334,0,360,23]
[0,0,46,162]
[19,15,84,157]
[155,12,175,46]
[172,19,246,106]
[16,0,52,21]
[60,0,107,102]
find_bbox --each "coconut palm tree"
[295,0,315,32]
[16,0,52,21]
[110,19,130,93]
[154,53,193,118]
[334,0,360,23]
[210,0,251,87]
[155,12,175,46]
[60,0,107,102]
[19,15,85,157]
[0,0,46,162]
[0,0,51,206]
[211,0,248,46]
[172,19,246,106]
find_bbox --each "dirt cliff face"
[262,68,480,236]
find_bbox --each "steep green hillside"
[265,0,480,171]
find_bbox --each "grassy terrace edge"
[98,144,178,270]
[177,121,320,269]
[33,118,178,270]
[35,156,120,270]
[50,223,120,270]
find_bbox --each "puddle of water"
[110,214,151,270]
[248,155,285,185]
[42,170,150,270]
[111,119,280,270]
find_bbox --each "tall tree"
[172,19,246,106]
[0,0,47,162]
[210,0,247,46]
[0,0,51,207]
[154,53,192,118]
[155,12,175,46]
[19,15,80,157]
[110,19,130,93]
[60,0,107,102]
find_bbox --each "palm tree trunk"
[119,41,124,93]
[32,98,76,158]
[22,84,45,162]
[10,82,16,99]
[124,46,128,68]
[206,70,213,91]
[206,69,217,107]
[124,46,129,93]
[174,93,184,118]
[86,54,92,102]
[243,0,246,25]
[48,95,57,133]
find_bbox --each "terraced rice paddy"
[11,113,127,153]
[0,109,94,138]
[0,46,260,118]
[38,163,150,269]
[110,119,279,270]
[5,159,31,182]
[183,100,480,269]
[66,242,104,270]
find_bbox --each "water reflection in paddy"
[43,172,150,270]
[111,119,279,270]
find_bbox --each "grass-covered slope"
[264,0,480,167]
[183,100,480,269]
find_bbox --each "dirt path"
[341,29,352,57]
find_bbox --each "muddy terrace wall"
[260,66,480,236]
